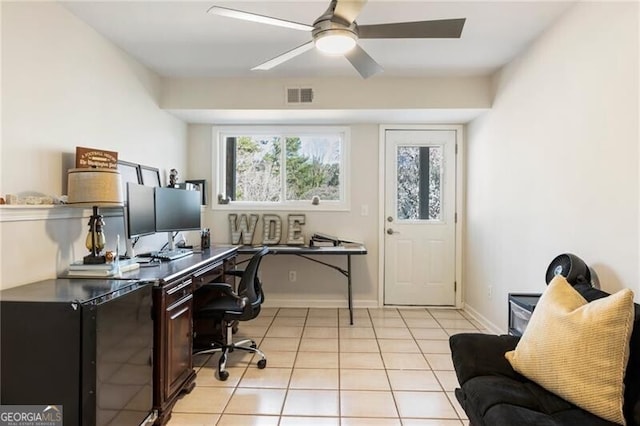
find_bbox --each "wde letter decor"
[229,214,259,245]
[286,214,306,245]
[262,215,282,245]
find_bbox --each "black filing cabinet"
[508,293,541,336]
[0,279,153,426]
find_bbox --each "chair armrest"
[449,333,524,386]
[226,270,244,278]
[198,282,247,308]
[200,282,234,293]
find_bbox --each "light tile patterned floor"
[168,307,485,425]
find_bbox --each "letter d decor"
[262,215,282,245]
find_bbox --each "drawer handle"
[170,306,190,320]
[167,294,193,312]
[167,280,192,295]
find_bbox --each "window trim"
[212,126,351,212]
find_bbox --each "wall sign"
[76,146,118,169]
[229,213,307,245]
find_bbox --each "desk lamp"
[67,168,123,264]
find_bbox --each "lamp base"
[83,254,107,265]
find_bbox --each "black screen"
[154,187,201,232]
[126,183,156,238]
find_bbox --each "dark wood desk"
[237,244,367,325]
[59,246,238,426]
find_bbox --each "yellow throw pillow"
[505,276,634,425]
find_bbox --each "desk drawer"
[192,262,224,287]
[165,280,193,307]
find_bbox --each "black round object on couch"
[545,253,592,286]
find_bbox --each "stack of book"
[309,233,362,247]
[67,258,140,277]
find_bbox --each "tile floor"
[168,307,486,425]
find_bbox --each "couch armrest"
[450,333,524,386]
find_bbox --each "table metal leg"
[347,255,353,325]
[295,253,355,325]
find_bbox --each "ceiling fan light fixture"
[314,30,357,55]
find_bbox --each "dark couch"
[450,284,640,426]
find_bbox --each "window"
[396,145,442,221]
[215,127,349,210]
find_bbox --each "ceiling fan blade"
[332,0,367,25]
[359,18,466,39]
[207,6,314,32]
[345,44,383,79]
[252,41,315,71]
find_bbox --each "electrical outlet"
[361,204,369,216]
[488,285,493,299]
[289,270,297,282]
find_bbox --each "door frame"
[378,124,465,308]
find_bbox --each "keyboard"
[149,248,193,261]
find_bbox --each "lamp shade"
[67,168,124,207]
[314,30,357,55]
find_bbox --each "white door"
[384,129,457,306]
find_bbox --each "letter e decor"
[229,214,259,245]
[286,214,306,245]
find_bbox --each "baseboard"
[462,303,505,335]
[262,298,379,309]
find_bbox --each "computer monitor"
[154,187,201,233]
[125,182,156,239]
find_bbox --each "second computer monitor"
[154,187,201,233]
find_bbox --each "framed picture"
[186,179,207,205]
[117,160,142,199]
[140,165,161,187]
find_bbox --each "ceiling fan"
[208,0,465,79]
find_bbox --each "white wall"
[464,1,639,331]
[163,76,491,111]
[172,68,493,309]
[187,123,380,307]
[0,2,187,289]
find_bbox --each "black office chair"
[192,246,269,381]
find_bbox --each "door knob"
[387,216,394,222]
[386,228,398,235]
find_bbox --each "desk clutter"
[66,257,140,276]
[309,232,362,247]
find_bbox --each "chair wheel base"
[257,359,267,369]
[218,370,229,381]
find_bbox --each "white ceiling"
[59,0,576,124]
[61,0,576,79]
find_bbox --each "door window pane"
[396,146,442,220]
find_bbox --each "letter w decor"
[229,214,259,245]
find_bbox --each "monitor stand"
[122,205,135,259]
[125,238,136,259]
[166,232,175,251]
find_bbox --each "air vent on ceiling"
[286,87,314,104]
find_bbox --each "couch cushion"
[576,284,640,426]
[505,276,634,425]
[461,376,619,426]
[449,333,522,386]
